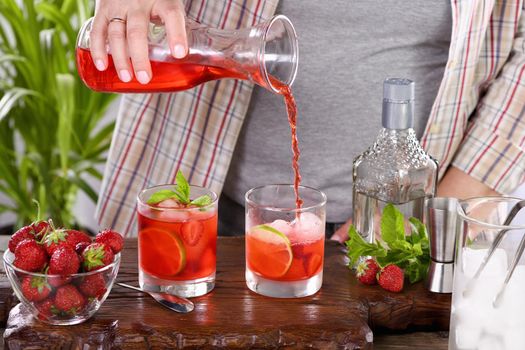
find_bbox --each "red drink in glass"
[137,184,218,297]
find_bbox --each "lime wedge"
[247,224,293,278]
[139,227,186,276]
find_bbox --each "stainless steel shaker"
[425,197,458,293]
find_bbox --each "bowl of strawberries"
[2,220,124,325]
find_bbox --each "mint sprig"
[346,204,430,284]
[146,171,213,207]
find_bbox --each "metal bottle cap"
[381,78,415,130]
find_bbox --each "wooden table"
[1,238,451,349]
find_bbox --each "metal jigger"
[425,198,458,293]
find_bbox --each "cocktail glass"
[137,184,218,298]
[245,184,326,298]
[449,197,525,349]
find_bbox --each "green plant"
[0,0,115,227]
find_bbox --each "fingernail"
[173,44,187,59]
[136,71,150,85]
[119,70,132,82]
[95,59,106,71]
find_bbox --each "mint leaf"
[346,226,387,266]
[190,195,212,207]
[147,189,179,205]
[381,204,405,244]
[175,170,190,204]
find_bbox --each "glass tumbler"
[137,184,218,298]
[449,196,525,350]
[245,184,327,298]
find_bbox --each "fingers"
[107,18,132,82]
[90,14,109,71]
[127,10,152,84]
[154,0,188,59]
[330,221,352,243]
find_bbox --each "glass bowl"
[3,250,120,325]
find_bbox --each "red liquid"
[77,48,303,207]
[76,48,243,93]
[137,207,217,280]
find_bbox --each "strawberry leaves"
[146,171,212,207]
[346,204,430,284]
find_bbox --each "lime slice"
[139,227,186,276]
[247,224,293,279]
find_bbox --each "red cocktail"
[137,181,217,297]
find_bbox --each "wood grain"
[2,238,451,349]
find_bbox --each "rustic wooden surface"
[2,238,451,349]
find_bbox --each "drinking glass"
[137,184,218,298]
[245,184,326,298]
[449,197,525,350]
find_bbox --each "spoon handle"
[117,282,145,293]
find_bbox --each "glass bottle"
[352,78,438,243]
[76,15,298,94]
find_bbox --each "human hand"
[330,219,352,243]
[90,0,188,84]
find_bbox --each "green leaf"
[175,170,190,204]
[381,204,405,244]
[346,225,387,266]
[190,195,212,207]
[146,189,179,205]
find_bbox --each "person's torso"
[223,0,453,224]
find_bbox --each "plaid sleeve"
[451,6,525,194]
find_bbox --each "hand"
[330,219,352,243]
[437,166,500,199]
[90,0,188,84]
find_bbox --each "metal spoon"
[116,282,194,313]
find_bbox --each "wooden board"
[2,238,451,349]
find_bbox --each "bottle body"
[76,16,298,93]
[352,78,437,244]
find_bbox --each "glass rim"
[3,250,121,277]
[262,14,299,93]
[457,196,525,230]
[137,183,218,212]
[245,184,327,213]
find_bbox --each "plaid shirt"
[96,0,525,236]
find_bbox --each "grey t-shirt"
[222,1,452,226]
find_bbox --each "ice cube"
[477,334,504,350]
[504,327,525,350]
[268,219,293,237]
[157,209,190,222]
[461,248,508,278]
[156,198,183,208]
[291,212,324,241]
[454,323,481,349]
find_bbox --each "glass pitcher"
[449,196,525,350]
[76,15,298,94]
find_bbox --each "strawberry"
[95,229,124,253]
[32,221,51,240]
[47,275,72,288]
[9,226,35,253]
[35,298,58,319]
[377,265,404,293]
[75,241,90,255]
[66,229,91,247]
[356,258,380,285]
[79,273,107,299]
[8,221,51,252]
[43,229,72,255]
[180,222,203,246]
[54,285,85,314]
[13,239,48,272]
[49,246,80,275]
[82,243,114,271]
[21,276,51,302]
